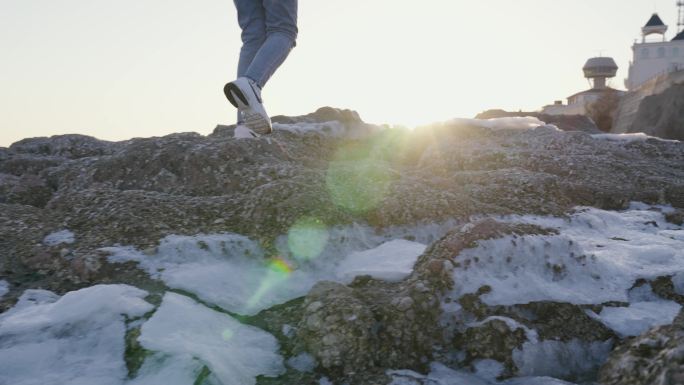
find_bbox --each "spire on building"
[642,13,668,40]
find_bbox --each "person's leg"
[233,0,267,123]
[243,0,298,88]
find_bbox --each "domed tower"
[642,13,668,42]
[583,57,618,89]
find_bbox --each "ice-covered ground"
[437,204,684,381]
[135,293,284,385]
[590,133,679,143]
[447,204,684,335]
[0,285,153,385]
[2,204,683,384]
[103,221,453,315]
[388,362,576,385]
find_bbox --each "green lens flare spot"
[222,329,234,341]
[287,217,329,261]
[325,141,394,214]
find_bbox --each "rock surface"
[1,107,684,384]
[629,83,684,141]
[599,310,684,385]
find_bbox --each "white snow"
[473,359,505,382]
[672,272,684,296]
[0,280,9,298]
[468,316,539,343]
[589,301,682,337]
[336,239,426,283]
[104,221,451,315]
[42,229,75,246]
[127,354,206,385]
[389,362,578,385]
[512,339,613,380]
[451,117,546,130]
[0,285,153,385]
[274,121,349,136]
[449,206,684,306]
[136,292,284,385]
[591,133,678,143]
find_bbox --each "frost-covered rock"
[599,309,684,385]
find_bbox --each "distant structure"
[542,57,623,115]
[625,12,684,90]
[544,3,684,125]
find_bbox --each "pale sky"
[0,0,680,146]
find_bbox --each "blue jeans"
[234,0,298,89]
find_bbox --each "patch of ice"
[136,292,284,385]
[127,354,206,385]
[274,121,349,137]
[502,377,577,385]
[42,229,75,246]
[672,272,684,296]
[450,206,684,306]
[336,239,426,283]
[512,339,613,380]
[473,359,504,382]
[590,301,681,337]
[451,117,546,130]
[389,362,491,385]
[0,285,153,385]
[468,316,539,343]
[591,133,678,143]
[105,221,454,315]
[0,280,9,298]
[287,352,316,373]
[389,362,580,385]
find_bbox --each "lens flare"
[246,256,294,310]
[287,217,329,261]
[221,329,234,341]
[325,136,398,214]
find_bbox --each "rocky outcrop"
[599,310,684,385]
[1,107,684,384]
[629,83,684,141]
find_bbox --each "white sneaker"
[234,124,260,139]
[224,77,272,135]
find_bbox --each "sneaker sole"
[223,82,272,135]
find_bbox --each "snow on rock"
[336,239,426,283]
[512,339,613,380]
[0,285,153,385]
[590,133,678,143]
[104,222,449,315]
[136,292,284,385]
[388,362,577,385]
[450,206,684,306]
[589,301,682,337]
[0,280,9,298]
[42,229,75,246]
[274,121,349,137]
[451,117,547,130]
[127,355,206,385]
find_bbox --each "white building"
[542,57,623,116]
[625,13,684,90]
